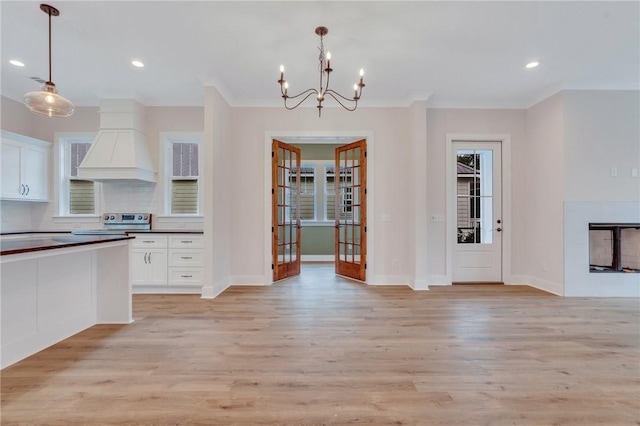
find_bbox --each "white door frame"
[445,134,512,285]
[263,131,375,285]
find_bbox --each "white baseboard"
[526,275,563,296]
[231,275,270,286]
[133,286,201,294]
[411,279,430,291]
[507,275,531,285]
[369,275,411,286]
[427,275,450,286]
[201,277,231,299]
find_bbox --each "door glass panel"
[457,149,493,244]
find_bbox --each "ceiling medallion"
[278,26,365,117]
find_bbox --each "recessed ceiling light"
[525,61,540,69]
[132,60,144,68]
[9,59,25,67]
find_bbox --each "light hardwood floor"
[2,263,639,425]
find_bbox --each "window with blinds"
[289,165,316,221]
[68,142,95,214]
[171,142,199,214]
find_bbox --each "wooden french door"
[335,140,367,281]
[272,140,301,281]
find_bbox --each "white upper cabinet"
[1,130,51,202]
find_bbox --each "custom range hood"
[78,99,156,182]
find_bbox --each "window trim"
[57,133,100,217]
[162,132,203,216]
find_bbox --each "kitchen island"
[1,233,134,368]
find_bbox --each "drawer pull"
[180,275,193,278]
[180,256,193,260]
[142,240,155,243]
[181,240,193,244]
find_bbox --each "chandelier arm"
[325,89,359,103]
[282,88,318,100]
[284,91,319,110]
[324,92,359,112]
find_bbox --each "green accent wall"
[301,226,334,255]
[296,144,341,160]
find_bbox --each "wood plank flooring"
[2,263,639,425]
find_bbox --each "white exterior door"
[453,141,502,282]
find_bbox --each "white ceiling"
[2,1,638,109]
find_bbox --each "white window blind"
[290,165,315,220]
[171,142,199,214]
[69,142,95,214]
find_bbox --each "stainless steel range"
[72,213,151,235]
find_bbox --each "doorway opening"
[265,133,373,284]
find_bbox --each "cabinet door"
[22,146,48,201]
[147,249,168,285]
[1,141,22,199]
[130,250,151,286]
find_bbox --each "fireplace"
[589,223,640,273]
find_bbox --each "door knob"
[497,228,502,232]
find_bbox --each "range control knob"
[144,215,149,220]
[137,215,142,220]
[110,215,116,220]
[104,214,110,221]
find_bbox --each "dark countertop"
[1,234,134,256]
[125,230,204,234]
[2,230,204,236]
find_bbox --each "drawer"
[168,249,203,267]
[130,234,168,249]
[169,268,203,286]
[169,235,204,248]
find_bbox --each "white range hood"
[78,99,156,182]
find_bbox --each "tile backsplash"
[101,181,159,213]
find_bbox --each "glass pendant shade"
[24,81,74,118]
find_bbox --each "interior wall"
[563,90,640,202]
[562,90,640,297]
[425,107,527,285]
[524,93,565,294]
[203,86,232,297]
[228,106,413,285]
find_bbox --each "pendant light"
[24,4,74,118]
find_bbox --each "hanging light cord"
[47,7,53,84]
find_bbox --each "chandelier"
[24,4,74,118]
[278,26,365,117]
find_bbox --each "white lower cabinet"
[130,233,203,293]
[131,249,168,286]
